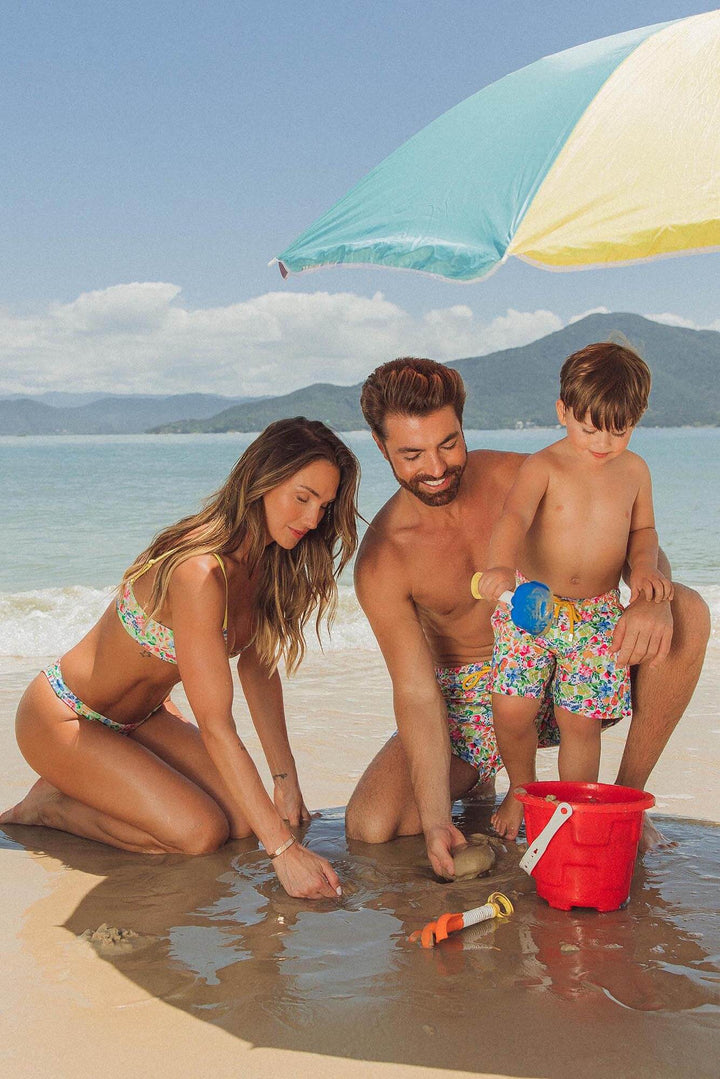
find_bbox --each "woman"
[1,417,359,900]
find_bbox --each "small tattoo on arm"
[272,772,288,781]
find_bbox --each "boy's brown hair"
[360,357,466,440]
[559,342,651,432]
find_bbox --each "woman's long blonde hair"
[121,417,360,673]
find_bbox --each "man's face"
[375,406,467,506]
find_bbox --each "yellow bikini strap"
[213,554,229,632]
[130,549,229,630]
[127,546,182,585]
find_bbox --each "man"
[345,357,710,879]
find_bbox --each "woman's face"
[262,458,340,549]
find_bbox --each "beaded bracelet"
[266,835,297,859]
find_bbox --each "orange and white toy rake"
[410,892,514,949]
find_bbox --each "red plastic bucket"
[515,781,655,912]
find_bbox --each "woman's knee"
[171,805,230,855]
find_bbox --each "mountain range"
[0,393,252,435]
[2,313,718,435]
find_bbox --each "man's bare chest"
[406,526,489,618]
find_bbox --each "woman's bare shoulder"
[168,552,227,589]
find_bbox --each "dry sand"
[1,643,719,1079]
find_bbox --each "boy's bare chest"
[541,469,638,526]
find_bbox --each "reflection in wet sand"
[3,803,718,1077]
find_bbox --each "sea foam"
[0,583,379,658]
[1,582,718,659]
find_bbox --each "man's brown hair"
[559,342,651,432]
[360,357,466,440]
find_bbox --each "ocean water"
[0,428,718,658]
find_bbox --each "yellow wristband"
[266,835,297,859]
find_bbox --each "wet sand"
[1,647,719,1078]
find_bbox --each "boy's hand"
[629,566,674,604]
[475,566,516,604]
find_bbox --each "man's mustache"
[413,466,463,483]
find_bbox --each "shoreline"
[2,423,720,444]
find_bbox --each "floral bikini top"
[116,550,229,664]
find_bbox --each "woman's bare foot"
[491,790,525,839]
[0,778,59,827]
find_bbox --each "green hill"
[153,383,364,434]
[151,313,720,433]
[0,393,253,435]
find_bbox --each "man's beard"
[395,462,466,506]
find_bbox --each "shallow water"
[2,807,718,1077]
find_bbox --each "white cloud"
[0,283,710,397]
[646,312,698,329]
[51,282,182,334]
[468,308,564,354]
[645,312,720,333]
[568,306,610,324]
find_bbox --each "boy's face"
[556,400,634,463]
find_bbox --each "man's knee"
[345,786,404,844]
[671,583,711,653]
[346,793,386,844]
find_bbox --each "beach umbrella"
[275,9,720,284]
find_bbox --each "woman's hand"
[271,840,342,900]
[273,771,312,827]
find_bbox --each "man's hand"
[426,821,467,879]
[612,596,673,668]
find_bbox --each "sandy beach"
[1,630,719,1079]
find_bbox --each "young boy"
[479,342,673,839]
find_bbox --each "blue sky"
[1,1,718,396]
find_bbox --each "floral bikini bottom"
[43,661,160,736]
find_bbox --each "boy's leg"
[554,706,601,782]
[489,607,553,839]
[491,693,541,839]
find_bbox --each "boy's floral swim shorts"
[490,588,631,724]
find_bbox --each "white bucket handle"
[519,801,574,876]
